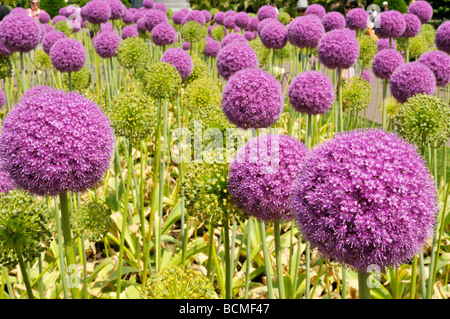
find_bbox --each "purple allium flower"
[288,15,324,49]
[244,31,255,41]
[260,22,288,50]
[346,8,369,31]
[143,0,154,9]
[234,12,250,29]
[122,10,135,24]
[407,0,433,24]
[221,33,247,47]
[228,134,308,222]
[0,90,115,197]
[202,10,212,23]
[173,10,187,25]
[21,85,56,100]
[151,23,176,46]
[417,51,450,87]
[257,18,280,34]
[305,4,326,20]
[318,29,359,69]
[93,31,121,58]
[42,30,66,55]
[38,11,51,24]
[0,14,40,53]
[59,7,67,16]
[40,23,54,36]
[374,10,406,39]
[288,71,335,115]
[182,10,206,26]
[0,90,5,108]
[182,41,190,50]
[360,70,372,83]
[257,5,278,21]
[376,37,396,51]
[0,167,15,195]
[204,38,221,57]
[50,38,86,73]
[100,22,114,33]
[291,128,437,273]
[390,62,436,103]
[248,16,259,32]
[0,41,11,56]
[435,21,450,54]
[216,42,258,80]
[121,25,138,39]
[128,8,138,14]
[223,16,236,30]
[144,8,168,31]
[322,11,346,32]
[133,10,145,23]
[222,68,283,129]
[161,47,193,80]
[84,0,112,24]
[52,15,68,24]
[136,18,148,33]
[214,11,225,25]
[372,49,404,80]
[10,7,27,15]
[402,13,421,38]
[154,2,167,12]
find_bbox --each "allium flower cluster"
[122,11,135,24]
[204,38,221,57]
[221,33,247,47]
[184,77,221,110]
[180,21,208,43]
[210,25,227,41]
[278,12,291,25]
[222,68,283,129]
[305,4,326,20]
[143,0,154,8]
[202,10,212,23]
[317,29,359,69]
[216,42,259,80]
[374,10,406,39]
[0,90,115,196]
[360,70,372,83]
[322,11,346,32]
[62,67,91,93]
[50,38,86,73]
[435,21,450,54]
[141,62,182,98]
[71,201,111,242]
[122,25,138,39]
[105,0,126,20]
[172,10,187,25]
[223,16,236,30]
[161,47,193,80]
[214,11,225,25]
[42,30,66,55]
[228,135,308,222]
[234,12,250,29]
[116,36,150,69]
[376,37,396,51]
[402,13,421,38]
[0,166,14,194]
[0,56,12,80]
[21,85,56,100]
[151,23,176,46]
[358,34,378,67]
[346,8,369,30]
[84,0,111,25]
[257,18,279,34]
[32,49,52,71]
[39,11,51,24]
[244,31,255,41]
[407,0,433,24]
[288,15,324,49]
[372,49,404,80]
[93,31,121,58]
[144,8,168,31]
[52,15,68,24]
[260,22,288,49]
[342,76,372,111]
[257,5,278,21]
[154,2,167,12]
[0,14,40,53]
[182,10,206,26]
[288,71,335,115]
[249,38,269,67]
[417,50,450,87]
[183,55,209,86]
[248,16,259,31]
[0,41,11,57]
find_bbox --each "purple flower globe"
[360,70,372,82]
[0,14,40,53]
[161,47,193,80]
[257,5,278,21]
[216,42,259,81]
[0,167,15,195]
[224,9,236,18]
[234,12,250,29]
[202,10,212,23]
[121,25,138,39]
[144,8,168,31]
[222,68,283,129]
[435,21,450,54]
[154,2,167,12]
[291,128,437,273]
[182,41,190,50]
[204,38,221,57]
[40,23,54,36]
[260,22,288,50]
[374,10,406,39]
[50,38,86,73]
[10,7,27,15]
[417,51,450,87]
[407,0,433,24]
[105,0,126,20]
[136,18,148,33]
[257,18,280,34]
[214,11,225,25]
[305,4,326,20]
[402,13,421,38]
[182,10,206,26]
[93,31,121,58]
[0,41,11,56]
[151,23,176,46]
[122,11,135,24]
[248,16,259,32]
[84,0,112,24]
[228,134,308,222]
[133,10,145,23]
[21,85,56,100]
[38,11,51,24]
[372,49,404,80]
[288,15,324,49]
[223,16,236,30]
[42,30,66,55]
[244,31,255,41]
[221,33,247,47]
[0,90,115,196]
[288,71,335,115]
[322,11,346,32]
[346,8,369,31]
[172,10,187,25]
[390,62,436,103]
[52,15,68,24]
[143,0,154,9]
[376,37,396,51]
[0,90,5,108]
[318,29,359,69]
[100,22,114,33]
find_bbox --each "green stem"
[341,267,347,299]
[382,79,388,130]
[358,272,371,299]
[305,242,311,299]
[274,221,285,299]
[259,220,274,299]
[18,257,34,299]
[223,208,232,299]
[68,72,72,91]
[410,256,418,299]
[244,218,252,299]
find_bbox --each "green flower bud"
[116,37,151,70]
[71,201,111,242]
[210,25,226,42]
[140,62,182,98]
[32,49,52,71]
[62,67,91,93]
[342,76,372,112]
[181,21,207,44]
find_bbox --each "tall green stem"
[18,257,34,299]
[223,208,232,299]
[358,272,371,299]
[382,79,388,130]
[259,220,274,299]
[274,221,285,299]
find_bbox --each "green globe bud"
[278,12,291,25]
[183,54,209,86]
[408,35,429,59]
[62,67,91,93]
[140,62,182,98]
[419,24,435,47]
[181,21,208,44]
[54,20,73,37]
[357,34,378,67]
[249,39,269,68]
[210,25,226,42]
[71,201,111,242]
[0,56,12,80]
[32,49,52,71]
[166,8,173,20]
[342,76,372,112]
[116,37,151,70]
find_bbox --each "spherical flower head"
[0,14,40,53]
[407,0,433,24]
[372,49,404,80]
[435,21,450,54]
[201,10,212,23]
[151,23,176,46]
[342,76,372,111]
[121,25,138,39]
[0,167,15,194]
[105,91,156,140]
[172,10,187,25]
[50,38,86,73]
[93,31,121,58]
[288,71,335,115]
[223,16,237,30]
[234,12,250,29]
[0,90,115,196]
[322,11,345,32]
[346,8,369,31]
[210,25,227,41]
[40,23,55,37]
[288,15,324,49]
[141,62,182,98]
[249,38,269,68]
[360,70,372,83]
[0,190,52,267]
[154,2,167,12]
[180,20,208,43]
[21,85,56,100]
[0,41,11,57]
[417,51,450,87]
[221,33,247,47]
[182,41,190,50]
[222,68,283,129]
[374,10,406,39]
[39,11,51,24]
[358,34,378,67]
[161,47,193,80]
[62,67,91,93]
[122,10,135,24]
[54,20,73,37]
[116,36,150,69]
[376,37,396,51]
[244,31,255,41]
[105,0,126,20]
[216,42,259,81]
[291,128,437,273]
[144,8,168,31]
[318,29,359,69]
[133,10,145,23]
[143,0,154,9]
[390,62,436,103]
[52,15,68,25]
[260,21,288,50]
[182,10,206,26]
[32,49,52,71]
[214,11,225,25]
[419,24,436,47]
[41,30,65,55]
[0,90,5,109]
[0,56,11,80]
[257,5,278,21]
[71,201,111,242]
[10,7,27,15]
[204,38,221,57]
[248,16,259,31]
[402,13,421,38]
[305,4,326,20]
[257,18,280,34]
[183,54,209,85]
[84,0,111,25]
[278,12,291,25]
[184,76,221,110]
[228,134,308,222]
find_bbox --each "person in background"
[26,0,46,20]
[382,1,389,11]
[295,0,308,17]
[0,1,10,21]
